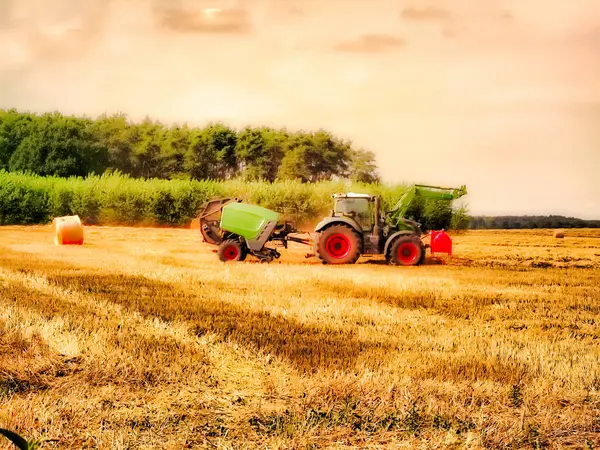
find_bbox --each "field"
[1,226,599,449]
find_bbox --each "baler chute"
[198,197,239,245]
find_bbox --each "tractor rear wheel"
[387,235,425,266]
[316,225,361,264]
[218,239,247,262]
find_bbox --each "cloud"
[0,1,109,70]
[442,26,458,39]
[400,6,451,21]
[0,0,13,29]
[287,5,304,16]
[334,34,406,53]
[156,4,251,34]
[571,25,600,47]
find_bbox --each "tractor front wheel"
[316,225,361,265]
[387,235,425,266]
[218,239,247,262]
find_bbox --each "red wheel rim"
[397,242,419,264]
[325,233,351,258]
[223,245,239,261]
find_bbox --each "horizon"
[1,0,599,220]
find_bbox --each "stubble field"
[1,226,599,449]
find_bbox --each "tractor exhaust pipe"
[373,196,382,249]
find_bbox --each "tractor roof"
[332,192,374,199]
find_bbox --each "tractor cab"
[332,193,376,232]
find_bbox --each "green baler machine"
[198,198,312,262]
[220,202,280,242]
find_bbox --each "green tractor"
[312,184,467,265]
[197,184,467,265]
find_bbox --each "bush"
[0,171,465,229]
[0,172,51,224]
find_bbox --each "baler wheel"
[316,225,361,265]
[218,239,247,262]
[387,235,424,266]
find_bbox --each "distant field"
[1,227,599,449]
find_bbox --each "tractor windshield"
[334,197,373,230]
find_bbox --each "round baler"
[198,198,311,263]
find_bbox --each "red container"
[430,230,452,255]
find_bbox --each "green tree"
[0,109,36,169]
[277,146,309,182]
[8,112,108,177]
[450,205,470,230]
[277,130,350,182]
[0,109,391,185]
[160,125,190,179]
[348,149,380,183]
[235,126,286,181]
[129,119,167,179]
[185,129,217,180]
[210,123,238,178]
[92,113,136,175]
[185,123,238,180]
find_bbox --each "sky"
[1,0,599,219]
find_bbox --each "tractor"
[312,184,467,265]
[196,184,467,265]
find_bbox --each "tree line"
[469,215,600,229]
[0,109,380,183]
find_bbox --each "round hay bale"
[553,229,565,239]
[53,215,84,245]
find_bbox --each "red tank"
[430,230,452,255]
